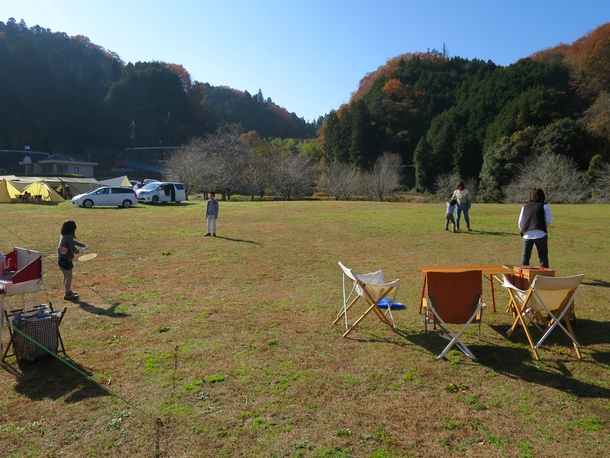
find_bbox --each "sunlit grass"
[0,200,609,456]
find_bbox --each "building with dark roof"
[19,154,98,177]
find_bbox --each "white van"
[136,182,186,204]
[71,186,138,208]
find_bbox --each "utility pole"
[167,111,171,147]
[129,120,136,151]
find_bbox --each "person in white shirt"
[451,181,472,231]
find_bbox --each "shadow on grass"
[489,318,610,346]
[74,299,130,317]
[392,325,610,398]
[475,344,610,398]
[214,235,262,244]
[456,230,518,237]
[2,354,108,402]
[582,279,610,288]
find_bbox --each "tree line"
[321,24,610,202]
[165,128,403,202]
[3,17,610,204]
[0,18,319,174]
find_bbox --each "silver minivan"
[136,182,186,204]
[71,186,138,208]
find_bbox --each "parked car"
[136,182,186,204]
[71,186,138,208]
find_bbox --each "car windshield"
[141,183,161,191]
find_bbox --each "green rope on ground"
[3,318,159,423]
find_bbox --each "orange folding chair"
[424,270,484,361]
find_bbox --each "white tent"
[98,176,131,187]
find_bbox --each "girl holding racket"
[57,220,87,300]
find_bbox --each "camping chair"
[505,274,584,360]
[424,270,484,361]
[334,262,400,337]
[496,274,528,315]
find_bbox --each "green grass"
[0,200,609,456]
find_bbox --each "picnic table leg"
[489,275,497,312]
[419,273,427,313]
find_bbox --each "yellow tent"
[22,181,65,203]
[0,179,22,202]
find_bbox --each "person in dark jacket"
[205,192,219,237]
[518,188,552,268]
[57,220,87,300]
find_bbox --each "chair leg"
[342,303,377,337]
[333,296,359,327]
[564,317,582,359]
[2,311,16,362]
[436,319,478,361]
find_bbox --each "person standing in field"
[445,199,457,232]
[57,220,87,300]
[205,192,219,237]
[518,188,552,268]
[452,181,472,231]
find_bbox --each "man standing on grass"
[205,192,219,237]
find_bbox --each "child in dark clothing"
[445,199,457,233]
[57,220,87,300]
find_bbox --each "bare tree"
[364,152,402,201]
[504,153,588,204]
[434,172,461,200]
[434,173,478,202]
[202,128,251,200]
[594,162,610,203]
[319,162,362,200]
[464,177,478,201]
[268,154,312,201]
[240,151,269,201]
[164,137,206,198]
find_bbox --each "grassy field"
[0,199,609,457]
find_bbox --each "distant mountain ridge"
[321,22,610,199]
[0,17,318,165]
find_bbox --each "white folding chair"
[505,274,584,360]
[334,262,400,337]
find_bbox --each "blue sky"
[3,1,610,122]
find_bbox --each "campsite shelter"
[0,176,134,200]
[21,181,65,203]
[0,179,21,202]
[0,176,100,196]
[98,175,131,187]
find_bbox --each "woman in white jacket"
[451,181,472,231]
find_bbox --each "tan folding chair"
[496,274,528,315]
[506,274,584,360]
[334,262,400,337]
[424,270,484,361]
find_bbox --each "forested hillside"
[322,23,610,201]
[3,17,610,202]
[0,18,318,171]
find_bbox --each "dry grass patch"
[0,200,609,457]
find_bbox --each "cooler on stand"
[0,247,65,361]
